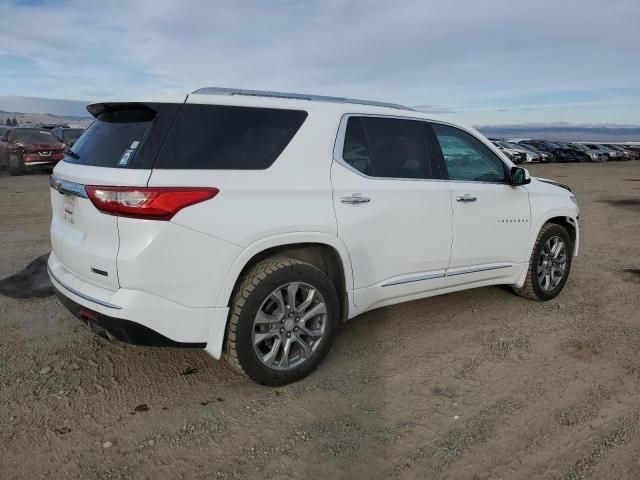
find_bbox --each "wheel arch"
[544,215,578,253]
[529,211,579,256]
[516,212,579,288]
[216,233,354,323]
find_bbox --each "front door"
[429,122,531,286]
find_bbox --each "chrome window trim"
[48,266,122,310]
[332,114,512,186]
[50,175,89,199]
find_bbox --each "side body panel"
[145,97,341,308]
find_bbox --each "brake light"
[84,186,219,220]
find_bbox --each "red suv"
[0,128,65,175]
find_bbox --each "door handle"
[456,194,477,203]
[341,194,370,205]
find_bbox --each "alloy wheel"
[252,282,327,371]
[537,235,567,292]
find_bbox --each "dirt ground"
[1,162,640,479]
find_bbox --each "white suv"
[48,88,579,385]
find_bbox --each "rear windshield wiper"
[64,148,80,160]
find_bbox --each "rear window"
[153,104,307,169]
[65,105,155,168]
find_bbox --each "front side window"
[341,116,431,179]
[432,123,506,183]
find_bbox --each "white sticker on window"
[130,141,140,149]
[118,148,134,167]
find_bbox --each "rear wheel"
[224,256,339,386]
[9,153,24,176]
[513,223,573,301]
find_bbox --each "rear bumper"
[53,285,205,347]
[48,252,229,358]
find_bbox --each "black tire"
[9,153,24,176]
[224,256,339,386]
[513,223,573,301]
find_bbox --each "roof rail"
[191,87,413,111]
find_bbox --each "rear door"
[331,115,452,309]
[50,102,181,290]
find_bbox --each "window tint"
[342,117,372,175]
[154,104,307,169]
[66,104,157,168]
[432,124,506,183]
[341,116,431,179]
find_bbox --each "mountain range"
[1,95,638,141]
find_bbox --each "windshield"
[12,129,58,144]
[62,129,84,143]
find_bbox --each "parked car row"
[0,126,85,175]
[491,138,640,163]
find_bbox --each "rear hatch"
[50,101,182,290]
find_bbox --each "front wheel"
[513,223,573,301]
[224,256,339,386]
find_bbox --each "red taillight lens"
[84,186,219,220]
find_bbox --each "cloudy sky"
[0,0,638,125]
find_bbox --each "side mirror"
[510,166,531,186]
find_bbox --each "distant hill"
[477,125,640,142]
[0,95,92,128]
[0,96,90,118]
[0,111,92,128]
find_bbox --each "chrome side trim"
[381,272,446,287]
[50,175,88,199]
[380,264,514,287]
[445,264,512,277]
[48,266,122,309]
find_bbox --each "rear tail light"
[84,186,219,220]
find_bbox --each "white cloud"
[0,0,638,123]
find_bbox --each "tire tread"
[223,256,304,378]
[513,223,571,301]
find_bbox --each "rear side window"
[341,117,432,179]
[154,104,307,169]
[65,103,181,169]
